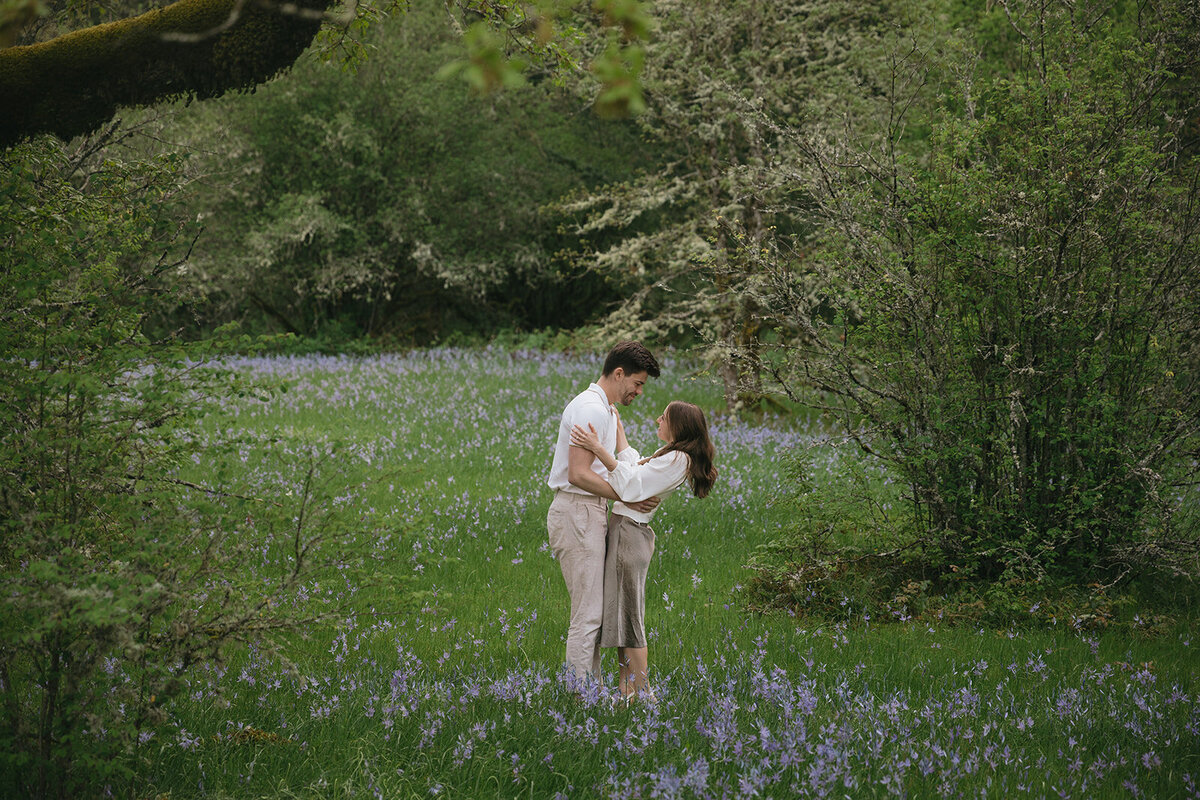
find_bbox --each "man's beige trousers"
[547,490,607,681]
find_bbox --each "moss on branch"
[0,0,333,147]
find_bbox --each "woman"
[570,401,717,703]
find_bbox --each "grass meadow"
[142,347,1199,799]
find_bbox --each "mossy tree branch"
[0,0,335,148]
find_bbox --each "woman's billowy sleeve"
[608,451,688,503]
[616,446,641,464]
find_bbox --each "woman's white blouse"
[610,446,689,524]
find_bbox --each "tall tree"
[552,0,920,407]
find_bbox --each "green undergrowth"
[742,445,1200,633]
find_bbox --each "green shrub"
[0,137,369,799]
[750,0,1200,592]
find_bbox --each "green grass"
[138,347,1199,799]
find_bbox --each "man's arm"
[567,445,620,501]
[568,442,659,512]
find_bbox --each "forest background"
[2,0,1200,796]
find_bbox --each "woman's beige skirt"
[600,513,655,648]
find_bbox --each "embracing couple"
[546,341,717,703]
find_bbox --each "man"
[546,341,661,684]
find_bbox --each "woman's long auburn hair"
[649,401,717,498]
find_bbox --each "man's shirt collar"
[586,382,616,415]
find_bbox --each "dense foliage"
[0,137,370,798]
[742,0,1200,605]
[160,3,655,343]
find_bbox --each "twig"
[132,474,283,506]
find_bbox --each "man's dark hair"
[602,341,661,378]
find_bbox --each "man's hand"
[626,496,660,513]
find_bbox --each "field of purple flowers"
[145,348,1199,798]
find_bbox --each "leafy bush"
[745,0,1200,599]
[0,137,369,798]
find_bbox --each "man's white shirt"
[547,383,618,493]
